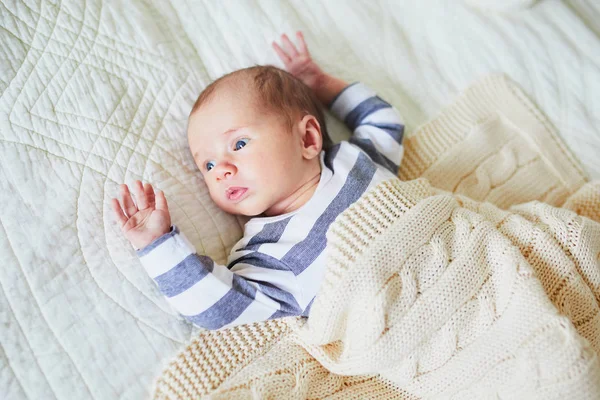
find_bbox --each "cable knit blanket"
[152,76,600,399]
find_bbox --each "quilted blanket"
[2,1,600,399]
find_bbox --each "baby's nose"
[217,171,230,180]
[216,164,236,180]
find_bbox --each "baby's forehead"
[206,80,260,113]
[191,83,282,125]
[190,96,258,130]
[188,99,264,142]
[188,71,298,139]
[214,74,257,101]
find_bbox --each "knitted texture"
[152,75,597,399]
[153,319,293,399]
[399,74,587,208]
[207,178,600,399]
[563,182,600,223]
[205,334,419,400]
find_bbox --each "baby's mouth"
[226,187,248,201]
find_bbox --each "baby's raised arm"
[272,32,347,106]
[274,32,405,174]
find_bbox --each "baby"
[111,32,405,330]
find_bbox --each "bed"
[1,0,599,398]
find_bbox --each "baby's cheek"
[207,189,223,208]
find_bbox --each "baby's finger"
[133,180,149,210]
[296,31,309,54]
[120,184,138,217]
[144,183,155,208]
[272,41,291,64]
[281,34,298,57]
[111,198,128,228]
[155,190,169,213]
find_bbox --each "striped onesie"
[137,82,405,330]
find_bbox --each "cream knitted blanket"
[153,76,600,399]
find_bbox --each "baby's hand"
[111,180,172,250]
[272,31,325,92]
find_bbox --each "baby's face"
[188,86,312,217]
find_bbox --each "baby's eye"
[234,138,250,151]
[205,161,216,171]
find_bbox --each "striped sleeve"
[136,225,299,330]
[329,82,405,174]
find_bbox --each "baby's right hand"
[111,181,172,250]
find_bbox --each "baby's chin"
[216,198,268,217]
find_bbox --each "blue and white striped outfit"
[137,82,405,330]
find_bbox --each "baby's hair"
[190,65,332,149]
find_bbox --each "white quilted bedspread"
[1,0,599,399]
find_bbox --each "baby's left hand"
[272,31,325,92]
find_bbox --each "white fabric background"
[1,0,599,398]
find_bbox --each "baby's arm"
[112,182,297,330]
[273,32,405,174]
[328,83,405,174]
[136,226,296,330]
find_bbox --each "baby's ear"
[299,114,322,160]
